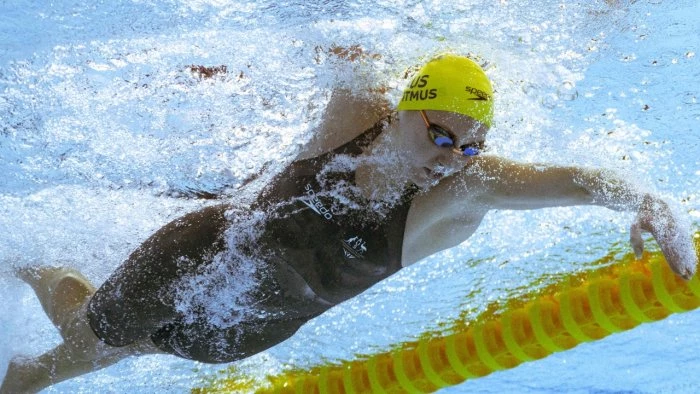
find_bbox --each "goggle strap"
[419,110,431,128]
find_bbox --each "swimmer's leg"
[150,259,333,363]
[1,336,157,394]
[2,203,232,392]
[87,203,232,347]
[1,268,163,394]
[14,266,95,328]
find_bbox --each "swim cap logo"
[401,74,438,103]
[465,85,491,101]
[409,75,430,88]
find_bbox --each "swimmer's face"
[398,110,489,188]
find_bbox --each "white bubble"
[557,81,578,101]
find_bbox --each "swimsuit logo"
[342,235,367,259]
[301,184,333,220]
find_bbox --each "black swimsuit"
[87,117,419,363]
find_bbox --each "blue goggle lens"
[433,135,454,147]
[460,146,480,156]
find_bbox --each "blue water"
[1,0,698,392]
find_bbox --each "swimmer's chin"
[413,167,445,189]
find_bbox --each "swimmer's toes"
[14,266,68,288]
[13,265,43,284]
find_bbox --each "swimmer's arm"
[404,157,607,264]
[445,156,697,278]
[466,156,639,210]
[296,46,390,160]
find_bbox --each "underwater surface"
[1,0,698,392]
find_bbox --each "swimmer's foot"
[3,268,163,393]
[14,266,95,328]
[0,354,49,394]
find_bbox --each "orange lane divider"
[194,233,700,394]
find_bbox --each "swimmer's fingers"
[637,195,697,280]
[630,219,644,260]
[658,235,697,281]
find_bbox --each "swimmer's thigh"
[151,298,329,363]
[87,204,232,347]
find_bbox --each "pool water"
[1,0,698,392]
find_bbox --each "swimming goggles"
[419,110,481,156]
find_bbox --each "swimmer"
[2,54,697,393]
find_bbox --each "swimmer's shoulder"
[406,155,538,222]
[296,89,391,160]
[415,155,508,205]
[402,156,515,264]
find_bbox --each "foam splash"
[1,0,698,392]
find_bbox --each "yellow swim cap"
[397,54,494,128]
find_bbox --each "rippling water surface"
[1,0,698,392]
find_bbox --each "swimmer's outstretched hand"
[630,194,698,279]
